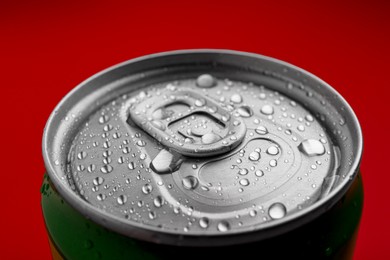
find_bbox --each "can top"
[43,50,362,246]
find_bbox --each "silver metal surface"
[129,87,247,157]
[42,50,363,246]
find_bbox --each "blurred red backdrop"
[1,0,389,259]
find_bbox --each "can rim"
[42,49,363,246]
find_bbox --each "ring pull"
[128,88,247,157]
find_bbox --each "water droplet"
[136,140,146,147]
[153,196,164,208]
[230,135,238,141]
[196,74,216,88]
[173,207,181,214]
[150,149,183,174]
[208,106,217,113]
[249,151,261,161]
[201,186,209,191]
[128,162,136,170]
[122,147,131,154]
[77,151,87,160]
[239,178,250,186]
[199,217,209,229]
[103,141,111,149]
[260,105,274,115]
[151,120,166,131]
[166,83,176,91]
[87,164,96,173]
[117,157,124,164]
[268,202,287,219]
[93,177,104,186]
[100,165,113,174]
[230,93,243,104]
[142,183,153,194]
[182,176,199,190]
[201,133,221,144]
[103,124,113,132]
[238,168,249,175]
[217,221,230,232]
[98,115,110,124]
[97,194,106,201]
[236,106,253,118]
[255,126,268,135]
[149,211,157,220]
[269,159,277,167]
[103,150,112,158]
[249,209,257,217]
[255,170,264,177]
[266,146,279,155]
[195,99,206,107]
[232,121,240,127]
[221,115,230,122]
[297,125,305,132]
[117,194,127,205]
[305,114,314,122]
[298,139,325,156]
[103,157,112,164]
[152,108,172,120]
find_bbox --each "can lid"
[43,50,362,246]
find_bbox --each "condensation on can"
[42,50,363,257]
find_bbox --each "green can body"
[41,172,363,260]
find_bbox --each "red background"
[1,1,389,259]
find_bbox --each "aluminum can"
[42,50,363,259]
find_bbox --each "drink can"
[41,50,363,259]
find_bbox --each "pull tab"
[128,87,247,157]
